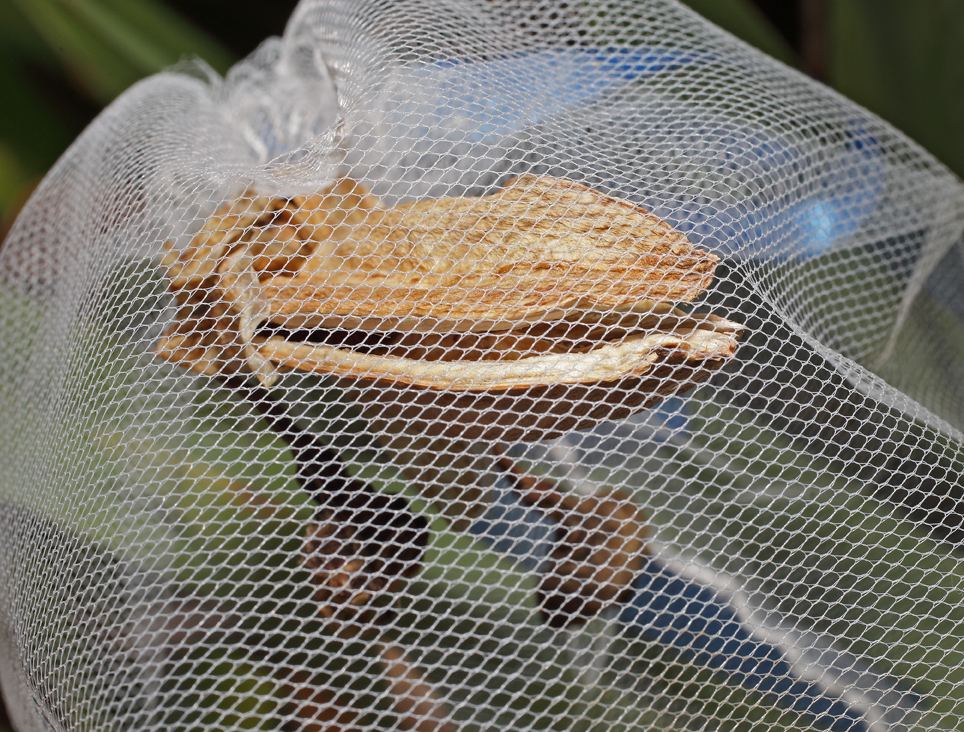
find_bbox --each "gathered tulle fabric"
[2,2,964,731]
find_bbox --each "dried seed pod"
[154,266,250,378]
[303,487,429,631]
[161,194,276,298]
[156,176,743,437]
[254,175,719,333]
[499,457,648,628]
[266,303,742,441]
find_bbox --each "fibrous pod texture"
[157,175,743,440]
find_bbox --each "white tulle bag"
[2,2,964,731]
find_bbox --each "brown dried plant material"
[296,486,453,731]
[498,456,648,628]
[281,673,362,732]
[376,643,458,732]
[332,301,741,442]
[156,175,742,439]
[255,174,719,332]
[281,649,457,732]
[302,487,428,633]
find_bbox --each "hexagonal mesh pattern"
[2,1,964,731]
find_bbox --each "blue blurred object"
[621,552,922,732]
[469,478,555,571]
[686,125,887,262]
[645,394,691,435]
[410,47,710,144]
[471,476,924,732]
[405,48,887,264]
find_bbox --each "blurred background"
[3,0,964,242]
[0,0,962,728]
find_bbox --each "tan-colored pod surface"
[254,174,720,332]
[260,305,742,442]
[156,176,743,441]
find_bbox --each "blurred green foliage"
[829,0,964,178]
[3,0,964,234]
[0,0,235,228]
[6,0,234,103]
[678,0,799,66]
[0,0,298,235]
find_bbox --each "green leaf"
[68,0,234,74]
[8,0,234,104]
[679,0,800,67]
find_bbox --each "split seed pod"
[157,175,743,441]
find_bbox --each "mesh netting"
[3,1,964,731]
